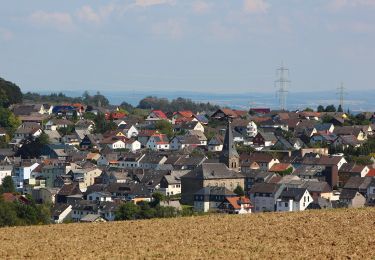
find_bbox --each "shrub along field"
[0,208,375,259]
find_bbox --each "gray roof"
[279,187,308,201]
[194,186,236,196]
[182,163,244,180]
[249,182,281,194]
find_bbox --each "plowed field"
[1,208,374,259]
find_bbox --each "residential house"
[170,135,201,150]
[208,135,224,152]
[249,183,284,212]
[45,118,73,131]
[218,196,253,214]
[145,110,168,124]
[146,133,170,151]
[193,186,237,212]
[159,170,189,196]
[276,187,312,212]
[339,189,366,208]
[253,131,278,147]
[338,163,370,187]
[51,204,72,223]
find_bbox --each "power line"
[275,62,290,111]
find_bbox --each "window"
[285,202,288,207]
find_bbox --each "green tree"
[0,108,21,134]
[233,185,245,196]
[115,202,141,220]
[325,105,336,112]
[151,192,165,207]
[155,120,173,138]
[304,107,314,112]
[317,105,325,112]
[337,104,343,112]
[0,202,18,227]
[38,133,50,145]
[1,176,15,194]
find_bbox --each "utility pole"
[337,82,346,110]
[275,62,290,111]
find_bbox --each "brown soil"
[1,208,374,259]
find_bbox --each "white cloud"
[243,0,270,14]
[30,11,74,32]
[134,0,175,8]
[152,19,184,39]
[192,1,212,14]
[0,27,13,41]
[76,5,115,24]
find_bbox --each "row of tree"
[137,96,219,113]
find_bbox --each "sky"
[0,0,375,94]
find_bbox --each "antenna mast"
[275,62,290,111]
[337,82,346,109]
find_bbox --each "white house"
[13,162,40,190]
[247,121,258,137]
[52,204,72,224]
[276,188,313,212]
[0,165,12,184]
[87,191,113,202]
[101,138,126,150]
[146,134,170,151]
[123,125,139,138]
[125,139,141,152]
[208,135,223,152]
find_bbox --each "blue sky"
[0,0,375,94]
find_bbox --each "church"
[181,119,245,204]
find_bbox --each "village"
[1,90,375,224]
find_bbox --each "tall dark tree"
[337,105,343,112]
[325,105,336,112]
[1,176,15,194]
[317,105,325,112]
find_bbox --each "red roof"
[269,163,293,172]
[225,196,252,209]
[2,193,30,204]
[366,168,375,177]
[250,108,271,114]
[105,112,127,120]
[174,110,194,118]
[152,110,168,119]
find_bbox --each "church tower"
[219,118,240,171]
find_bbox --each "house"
[146,134,170,151]
[172,111,196,124]
[240,153,280,171]
[0,165,12,184]
[51,204,72,223]
[249,108,271,115]
[13,161,40,190]
[211,108,247,120]
[105,112,127,120]
[56,183,82,204]
[137,130,157,147]
[315,123,335,134]
[338,163,370,187]
[343,176,373,197]
[303,180,333,202]
[218,196,253,214]
[187,130,207,146]
[45,118,73,131]
[124,139,141,152]
[75,119,95,132]
[333,126,367,141]
[310,133,338,145]
[86,191,113,202]
[269,163,294,174]
[249,183,285,212]
[122,125,139,138]
[339,189,366,208]
[252,131,278,147]
[80,214,107,223]
[158,170,189,196]
[170,135,201,150]
[67,168,102,191]
[118,153,145,169]
[232,119,257,137]
[175,121,204,133]
[293,165,326,180]
[333,135,363,149]
[145,110,168,124]
[100,137,126,150]
[138,153,168,169]
[208,135,224,152]
[276,187,312,212]
[193,186,237,212]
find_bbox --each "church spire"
[219,118,240,171]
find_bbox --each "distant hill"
[0,77,22,108]
[1,208,374,259]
